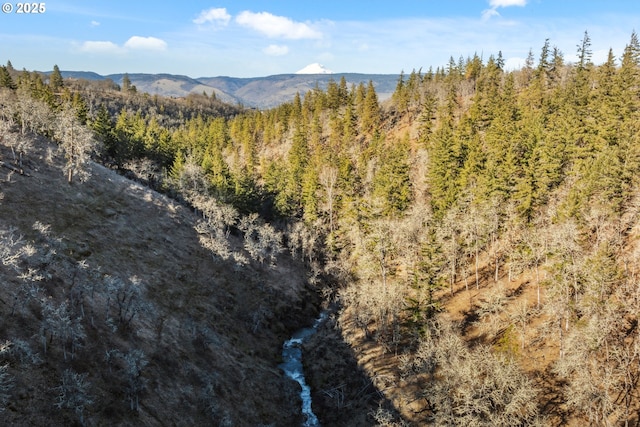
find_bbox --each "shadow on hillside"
[303,309,405,426]
[0,136,332,426]
[537,372,570,426]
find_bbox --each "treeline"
[0,63,240,178]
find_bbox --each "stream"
[279,311,328,427]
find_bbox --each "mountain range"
[59,69,400,109]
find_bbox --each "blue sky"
[0,1,639,77]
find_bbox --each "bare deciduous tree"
[53,369,93,426]
[0,363,13,413]
[123,349,148,412]
[238,213,283,265]
[40,299,85,360]
[553,314,618,425]
[287,221,320,264]
[193,198,238,261]
[15,88,52,136]
[54,106,97,184]
[5,338,42,365]
[104,275,146,330]
[0,226,26,270]
[437,206,462,296]
[409,319,541,426]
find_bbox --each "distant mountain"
[60,70,400,109]
[295,63,333,74]
[106,73,239,105]
[57,70,105,80]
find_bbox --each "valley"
[2,28,640,426]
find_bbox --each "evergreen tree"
[0,66,16,89]
[301,161,320,223]
[169,150,186,181]
[392,71,410,113]
[338,76,349,105]
[232,165,259,214]
[407,227,446,325]
[325,78,341,111]
[576,30,593,71]
[428,85,462,217]
[121,73,134,93]
[49,64,64,92]
[92,104,117,162]
[361,80,380,134]
[617,31,640,114]
[342,101,357,145]
[373,135,412,217]
[202,147,233,201]
[71,92,88,124]
[484,73,519,200]
[354,82,366,118]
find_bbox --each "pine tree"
[169,150,185,182]
[392,71,410,113]
[408,227,446,323]
[232,165,259,213]
[71,92,88,124]
[342,101,357,145]
[361,80,380,134]
[576,30,593,71]
[301,161,320,223]
[325,78,341,111]
[49,64,63,92]
[0,66,16,89]
[92,104,117,162]
[121,73,134,93]
[202,147,232,201]
[373,135,412,217]
[428,85,462,217]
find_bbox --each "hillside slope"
[0,134,321,425]
[60,70,399,108]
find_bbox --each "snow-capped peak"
[295,63,333,74]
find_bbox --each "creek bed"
[279,311,328,427]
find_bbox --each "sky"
[0,0,639,78]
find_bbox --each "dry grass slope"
[0,133,321,426]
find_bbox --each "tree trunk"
[475,244,480,289]
[535,263,540,309]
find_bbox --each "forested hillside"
[0,63,342,425]
[2,29,640,426]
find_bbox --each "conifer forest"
[1,31,640,426]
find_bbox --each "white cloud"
[79,41,121,54]
[78,36,167,55]
[481,8,500,21]
[263,44,289,56]
[90,20,100,27]
[193,7,231,26]
[489,0,527,6]
[483,0,527,20]
[236,11,322,39]
[124,36,167,51]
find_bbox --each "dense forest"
[2,29,640,425]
